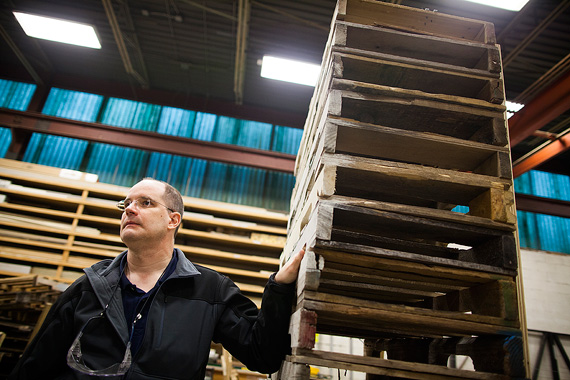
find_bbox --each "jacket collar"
[93,248,201,279]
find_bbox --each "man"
[10,178,304,379]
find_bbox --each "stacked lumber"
[0,158,288,305]
[277,1,527,379]
[0,275,63,376]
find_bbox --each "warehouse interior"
[0,0,569,379]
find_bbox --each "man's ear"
[168,212,182,231]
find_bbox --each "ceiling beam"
[0,109,296,173]
[516,193,570,219]
[102,0,148,87]
[508,69,570,147]
[234,0,250,105]
[0,24,43,85]
[502,0,570,68]
[513,128,570,178]
[0,67,307,128]
[251,1,329,32]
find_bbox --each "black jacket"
[10,249,295,379]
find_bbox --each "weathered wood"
[432,279,518,320]
[315,245,512,285]
[299,291,520,337]
[289,308,318,349]
[332,21,501,73]
[289,153,516,249]
[290,348,509,380]
[283,1,526,377]
[297,117,512,185]
[367,336,525,377]
[275,359,311,380]
[325,86,506,144]
[331,52,504,103]
[469,187,516,224]
[336,0,496,44]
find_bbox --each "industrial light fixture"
[459,0,530,11]
[260,55,321,87]
[13,11,101,49]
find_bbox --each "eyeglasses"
[116,197,174,213]
[66,312,133,376]
[66,274,135,376]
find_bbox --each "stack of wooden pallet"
[0,275,63,376]
[277,1,527,379]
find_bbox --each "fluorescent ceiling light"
[459,0,529,11]
[13,11,101,49]
[260,56,320,87]
[506,100,524,119]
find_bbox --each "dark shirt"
[119,252,178,355]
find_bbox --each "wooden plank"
[297,250,519,320]
[0,160,289,225]
[433,280,519,320]
[321,201,518,270]
[274,360,310,380]
[289,308,318,349]
[334,79,505,114]
[322,118,510,178]
[332,21,500,72]
[320,266,465,293]
[336,0,496,44]
[314,246,512,285]
[290,348,509,380]
[288,154,516,251]
[300,292,521,336]
[324,88,507,146]
[331,52,504,103]
[367,336,525,378]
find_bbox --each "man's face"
[119,180,173,245]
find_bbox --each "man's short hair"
[142,177,184,236]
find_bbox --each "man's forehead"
[127,180,165,198]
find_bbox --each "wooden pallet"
[0,275,61,375]
[331,21,501,72]
[287,154,516,260]
[335,0,497,45]
[280,1,528,378]
[290,198,517,273]
[296,84,507,176]
[278,345,522,380]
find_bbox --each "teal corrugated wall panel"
[83,98,160,185]
[192,113,217,140]
[0,128,11,158]
[0,79,37,157]
[43,88,103,122]
[213,116,238,144]
[201,161,228,201]
[263,171,296,211]
[10,86,302,211]
[185,159,208,198]
[157,107,196,137]
[167,156,192,192]
[236,120,272,150]
[0,79,36,110]
[22,88,102,169]
[84,144,149,186]
[515,170,570,254]
[271,125,303,154]
[101,98,161,130]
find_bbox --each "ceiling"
[1,0,569,175]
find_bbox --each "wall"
[522,248,570,380]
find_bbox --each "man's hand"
[274,246,306,284]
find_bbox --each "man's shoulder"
[192,263,226,280]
